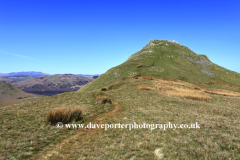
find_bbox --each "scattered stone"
[154,148,164,159]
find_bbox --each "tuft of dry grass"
[160,85,211,101]
[96,96,112,104]
[101,87,108,91]
[47,106,83,124]
[133,74,140,79]
[133,76,240,98]
[138,83,211,101]
[203,88,240,97]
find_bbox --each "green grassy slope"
[80,40,240,92]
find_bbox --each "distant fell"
[0,71,49,77]
[12,74,93,92]
[80,39,240,92]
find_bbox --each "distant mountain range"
[75,74,100,77]
[0,71,49,77]
[0,72,100,77]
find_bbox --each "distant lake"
[24,91,69,96]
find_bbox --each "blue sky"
[0,0,239,74]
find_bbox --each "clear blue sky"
[0,0,240,74]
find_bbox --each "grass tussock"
[96,96,112,104]
[47,106,83,124]
[101,87,108,91]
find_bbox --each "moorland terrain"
[1,40,240,159]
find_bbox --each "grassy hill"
[0,75,33,84]
[0,82,44,107]
[11,74,93,92]
[0,40,240,159]
[81,40,240,92]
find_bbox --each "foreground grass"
[35,78,240,159]
[0,91,114,159]
[1,78,240,159]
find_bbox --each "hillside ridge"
[80,39,240,92]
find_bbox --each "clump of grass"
[133,74,140,79]
[96,96,112,104]
[47,106,83,124]
[101,87,108,91]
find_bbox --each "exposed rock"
[187,57,213,66]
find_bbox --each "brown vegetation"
[131,76,240,98]
[137,65,142,68]
[200,81,240,90]
[133,74,140,79]
[47,106,83,124]
[138,84,211,101]
[96,96,112,104]
[203,88,240,97]
[138,76,154,80]
[101,87,108,91]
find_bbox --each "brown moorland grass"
[138,84,211,101]
[47,106,83,124]
[96,96,112,104]
[2,75,240,159]
[35,86,240,159]
[130,76,240,98]
[200,81,240,90]
[203,88,240,97]
[101,87,108,91]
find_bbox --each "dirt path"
[36,99,122,159]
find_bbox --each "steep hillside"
[81,40,240,92]
[12,74,93,92]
